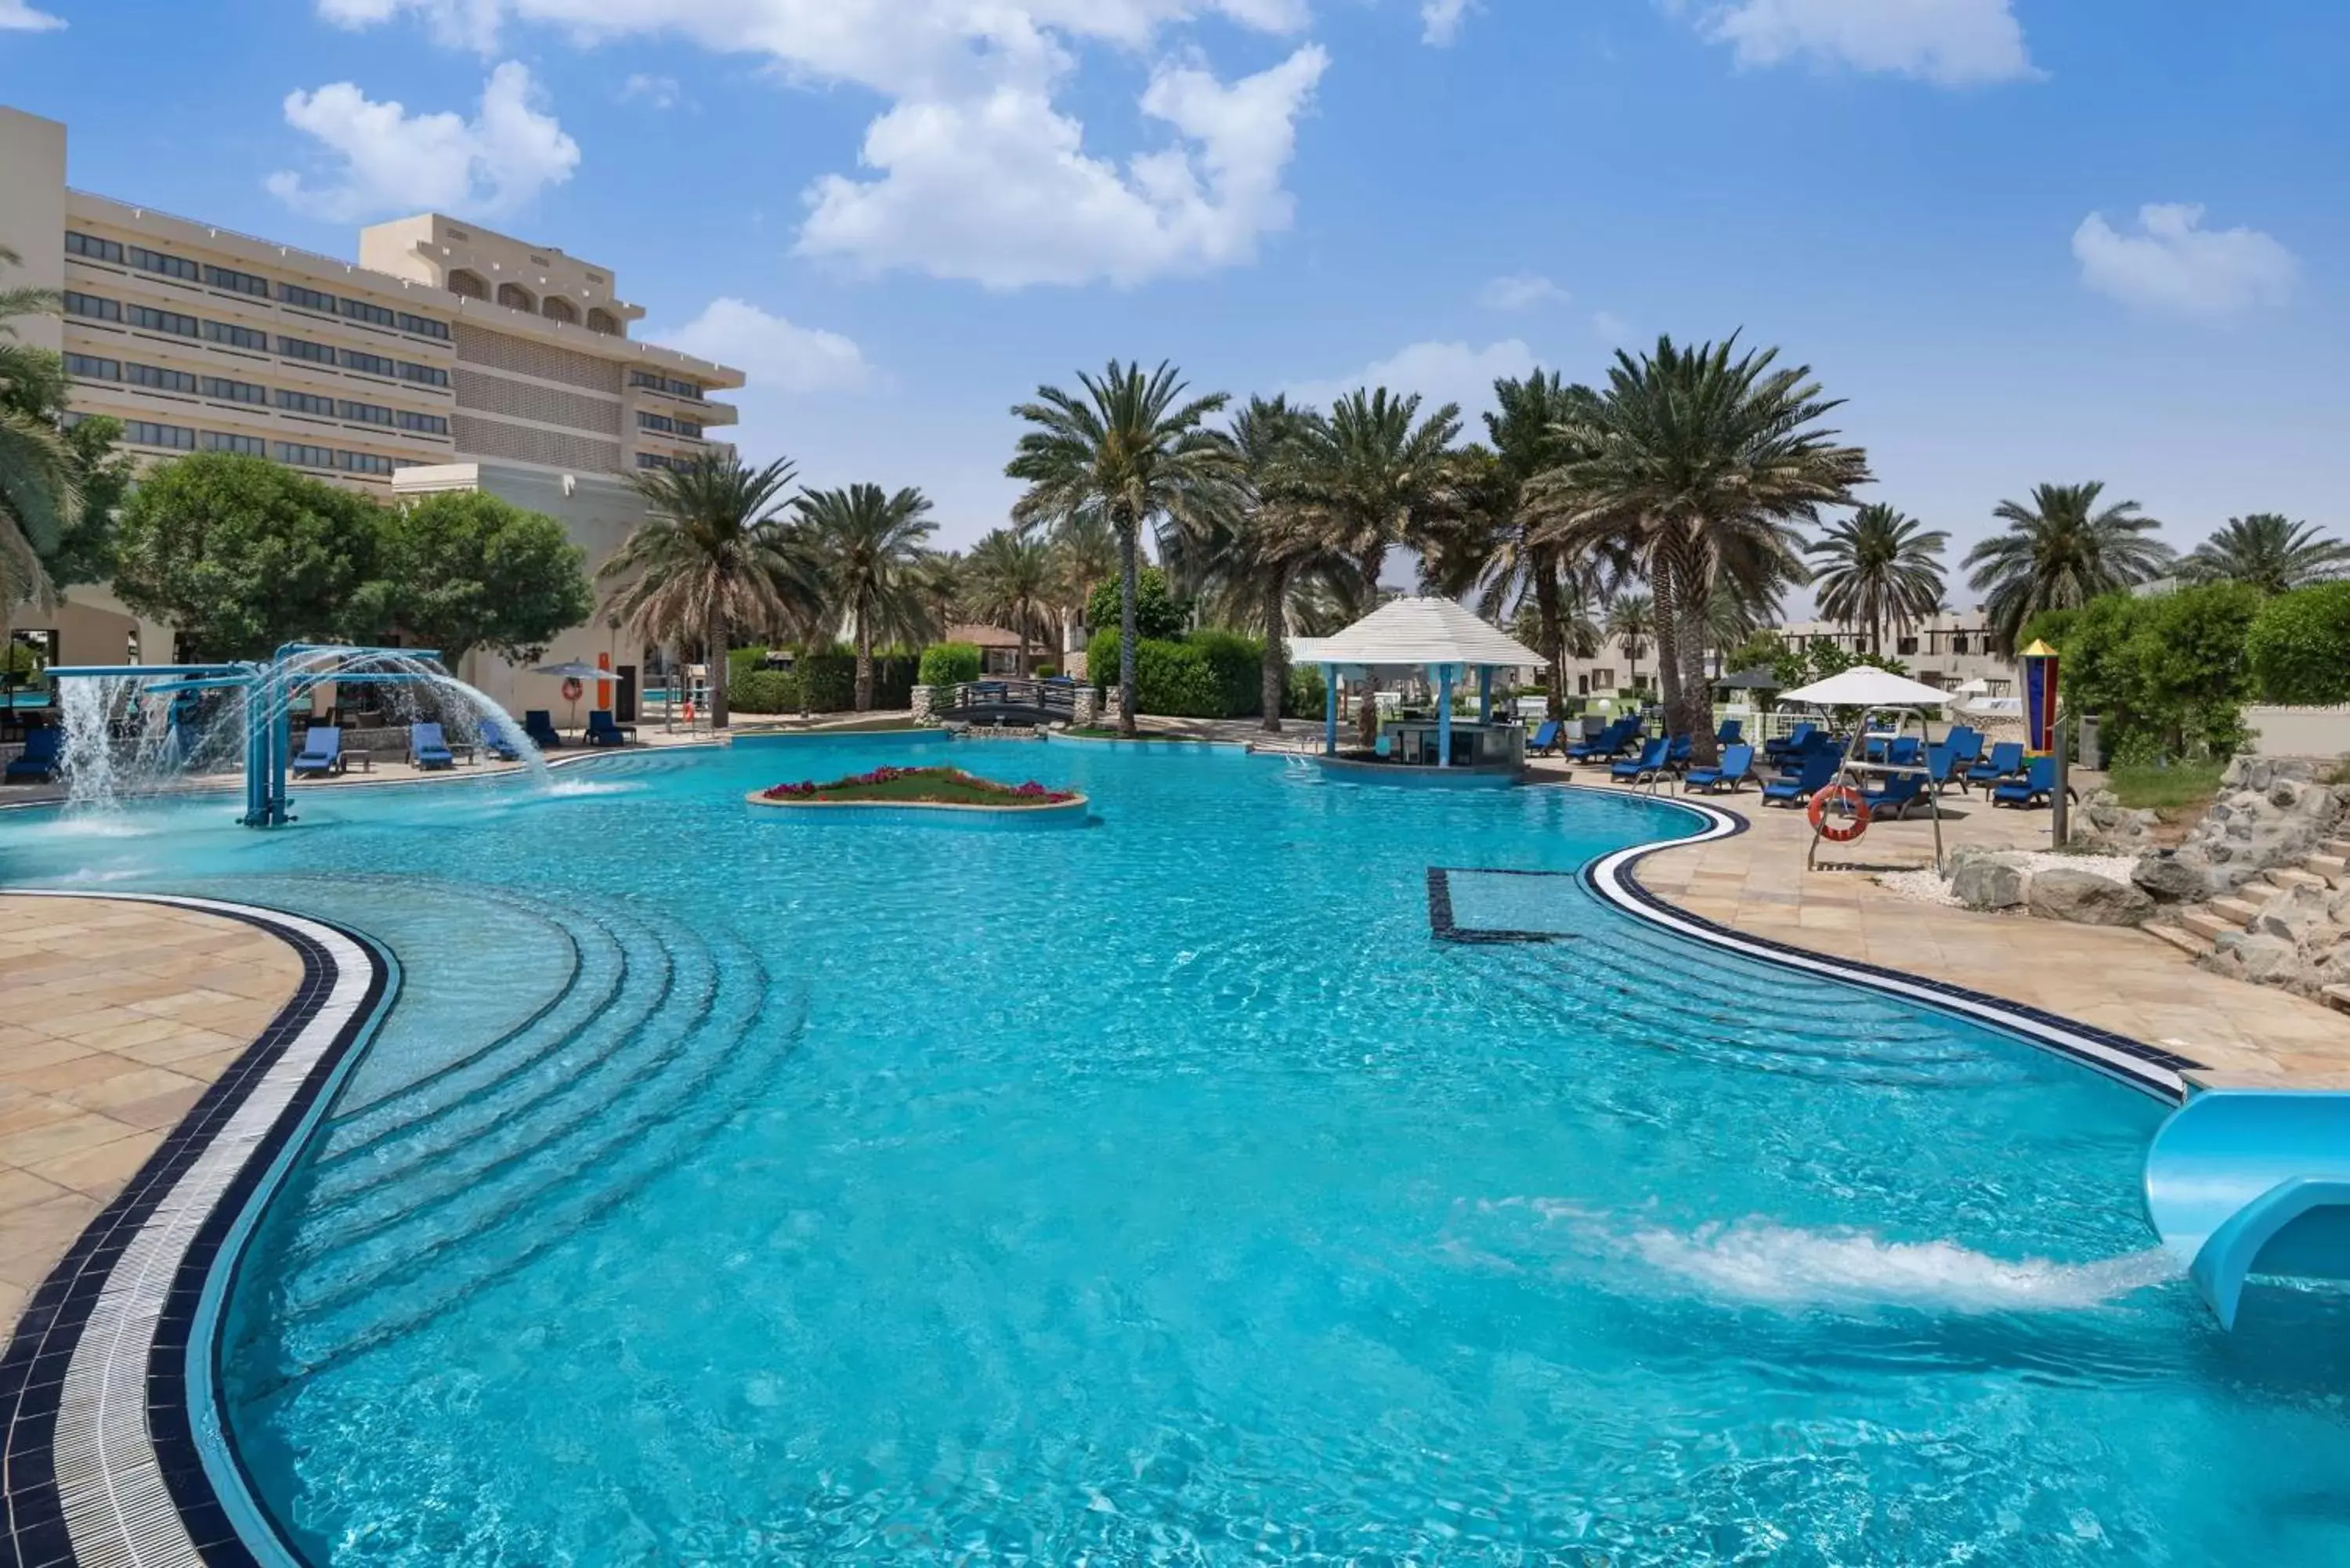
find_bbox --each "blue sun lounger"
[524,710,563,750]
[291,726,345,778]
[1527,719,1564,756]
[1966,741,2023,791]
[5,725,62,783]
[1863,769,1929,819]
[479,715,526,762]
[1611,735,1670,785]
[1993,753,2058,808]
[1569,718,1636,761]
[1761,750,1839,807]
[1764,721,1817,763]
[1683,742,1753,794]
[408,722,455,770]
[584,709,634,747]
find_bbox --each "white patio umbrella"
[1777,667,1954,709]
[534,659,606,728]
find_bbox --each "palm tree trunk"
[1015,603,1032,679]
[1356,548,1383,749]
[1677,599,1718,768]
[855,616,874,712]
[1531,564,1565,720]
[1116,506,1140,739]
[707,610,730,730]
[1259,564,1289,734]
[1651,563,1686,742]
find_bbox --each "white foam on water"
[1627,1219,2178,1314]
[544,779,643,799]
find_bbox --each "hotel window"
[340,349,399,378]
[126,363,199,393]
[1951,634,1969,655]
[396,312,450,341]
[634,452,673,470]
[275,388,336,417]
[65,232,125,265]
[395,409,449,435]
[128,305,200,337]
[638,411,676,434]
[127,245,200,281]
[204,264,269,297]
[201,376,266,404]
[273,441,334,469]
[630,370,703,399]
[398,361,450,388]
[125,420,197,451]
[204,432,265,456]
[204,320,268,350]
[1897,636,1918,656]
[63,291,121,322]
[341,298,398,328]
[63,353,120,381]
[338,399,395,425]
[277,282,338,313]
[339,450,396,476]
[278,335,336,363]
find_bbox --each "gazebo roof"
[1307,597,1542,670]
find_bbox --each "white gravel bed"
[1875,851,2141,910]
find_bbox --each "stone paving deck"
[0,897,301,1337]
[1524,758,2350,1088]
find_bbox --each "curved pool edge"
[1572,787,2196,1102]
[0,889,397,1568]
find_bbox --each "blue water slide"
[2143,1089,2350,1328]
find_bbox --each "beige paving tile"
[0,1165,74,1215]
[0,1190,104,1288]
[29,1131,156,1201]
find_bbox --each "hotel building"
[0,104,747,718]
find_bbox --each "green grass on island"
[2104,758,2227,818]
[760,765,1076,806]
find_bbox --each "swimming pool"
[6,734,2348,1565]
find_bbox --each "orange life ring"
[560,676,584,702]
[1807,784,1871,844]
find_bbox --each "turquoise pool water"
[5,735,2349,1564]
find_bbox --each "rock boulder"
[2026,866,2155,927]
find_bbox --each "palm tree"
[796,483,938,710]
[1048,508,1119,638]
[1531,334,1868,764]
[606,453,823,729]
[911,549,964,636]
[1965,482,2174,655]
[1809,503,1948,654]
[1295,387,1464,745]
[1008,360,1240,737]
[2182,513,2349,594]
[0,244,74,609]
[1192,394,1340,732]
[962,527,1056,676]
[1606,592,1654,691]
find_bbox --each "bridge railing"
[942,679,1079,720]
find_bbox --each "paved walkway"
[0,897,302,1335]
[1524,758,2350,1087]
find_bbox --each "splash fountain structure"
[45,642,544,826]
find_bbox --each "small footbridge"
[935,678,1079,727]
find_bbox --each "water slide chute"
[2143,1089,2350,1328]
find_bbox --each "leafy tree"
[1605,592,1654,690]
[604,453,825,729]
[111,453,382,660]
[2058,584,2258,761]
[1808,503,1947,653]
[1294,387,1465,745]
[1009,359,1241,737]
[2246,582,2350,706]
[350,491,593,669]
[45,414,133,590]
[2182,513,2349,594]
[796,482,938,710]
[0,244,75,608]
[1964,482,2172,656]
[1531,334,1867,765]
[961,526,1055,677]
[1085,565,1188,643]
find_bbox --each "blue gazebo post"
[1325,663,1344,761]
[1477,667,1493,723]
[1437,664,1454,769]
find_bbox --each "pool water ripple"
[2,734,2345,1565]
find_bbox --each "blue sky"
[4,0,2344,596]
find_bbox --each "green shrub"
[727,645,770,682]
[1033,663,1058,679]
[792,649,919,712]
[1283,663,1325,719]
[2059,583,2258,760]
[1086,631,1256,717]
[918,641,983,686]
[728,667,800,714]
[2247,582,2350,705]
[1086,565,1189,642]
[1184,629,1262,717]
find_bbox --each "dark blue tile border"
[1574,792,2196,1100]
[1426,867,1582,945]
[0,894,392,1568]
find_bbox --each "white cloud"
[0,0,65,30]
[266,62,580,222]
[1421,0,1474,46]
[1478,273,1567,310]
[313,0,1327,288]
[2072,203,2298,320]
[650,297,877,395]
[620,72,681,108]
[1590,309,1630,343]
[1700,0,2037,87]
[1284,338,1538,425]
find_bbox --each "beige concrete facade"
[1553,608,2021,703]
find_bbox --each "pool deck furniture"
[1568,717,1638,761]
[291,727,345,778]
[1611,736,1671,786]
[4,725,60,783]
[584,710,637,748]
[480,717,525,762]
[1967,742,2025,791]
[1993,754,2062,808]
[1682,742,1754,795]
[524,710,563,750]
[1527,720,1564,757]
[1760,750,1839,807]
[407,723,455,771]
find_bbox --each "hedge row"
[726,649,920,714]
[2247,582,2350,706]
[1086,630,1325,720]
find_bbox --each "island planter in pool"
[746,764,1090,826]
